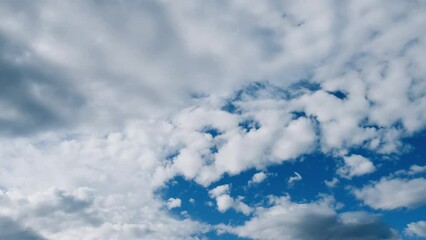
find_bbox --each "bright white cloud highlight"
[249,172,267,185]
[208,184,253,215]
[354,177,426,210]
[167,198,182,209]
[338,155,376,179]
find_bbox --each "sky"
[0,0,425,239]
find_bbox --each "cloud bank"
[0,0,425,239]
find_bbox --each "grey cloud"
[0,0,228,135]
[0,34,84,136]
[0,1,425,239]
[0,0,425,140]
[229,197,400,240]
[0,217,46,240]
[405,220,426,238]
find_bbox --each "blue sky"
[0,0,425,239]
[161,131,426,239]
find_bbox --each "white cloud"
[338,155,376,179]
[228,195,399,240]
[353,177,426,210]
[271,117,317,161]
[216,195,234,213]
[208,184,253,215]
[0,123,209,240]
[167,198,182,209]
[209,185,230,198]
[249,172,267,185]
[325,178,339,188]
[405,221,426,238]
[0,0,425,238]
[0,0,423,145]
[396,165,426,176]
[0,187,207,240]
[0,0,423,184]
[288,172,303,185]
[407,165,426,175]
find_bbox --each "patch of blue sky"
[326,90,348,100]
[159,176,252,226]
[201,126,222,138]
[238,119,261,132]
[161,130,426,238]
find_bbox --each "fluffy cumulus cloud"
[208,184,253,215]
[0,0,425,239]
[167,198,182,209]
[0,0,425,141]
[0,188,207,240]
[353,177,426,210]
[249,172,268,185]
[228,196,400,240]
[405,221,426,238]
[0,125,209,239]
[338,155,376,179]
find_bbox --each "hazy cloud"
[405,221,426,238]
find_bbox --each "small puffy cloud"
[216,195,234,213]
[405,221,426,238]
[324,177,339,188]
[288,172,302,185]
[209,184,230,198]
[249,172,267,185]
[189,198,195,204]
[229,196,399,240]
[338,155,376,179]
[208,184,253,215]
[167,198,182,209]
[353,177,426,210]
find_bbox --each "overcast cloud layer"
[1,0,426,239]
